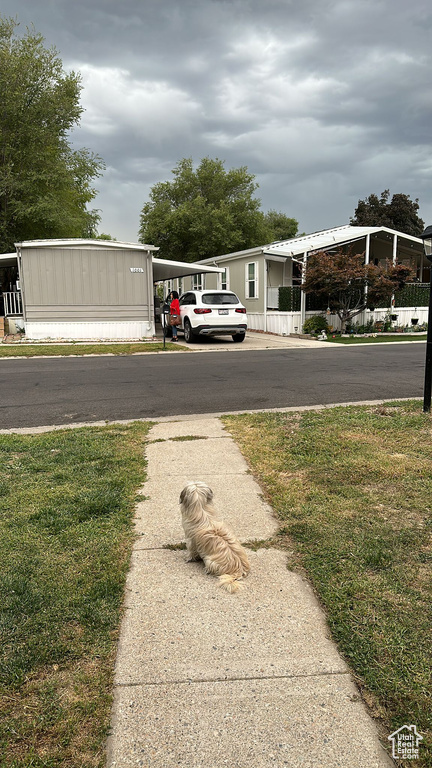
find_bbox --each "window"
[179,292,196,306]
[219,267,229,291]
[192,273,204,290]
[202,292,239,305]
[246,262,258,298]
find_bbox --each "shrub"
[303,315,329,334]
[350,319,376,334]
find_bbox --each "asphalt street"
[0,343,425,429]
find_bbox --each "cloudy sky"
[3,0,432,242]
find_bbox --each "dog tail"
[218,574,244,593]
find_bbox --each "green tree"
[302,248,414,331]
[139,157,296,261]
[95,233,117,241]
[350,189,424,237]
[263,209,299,242]
[0,17,104,252]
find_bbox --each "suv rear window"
[201,293,240,305]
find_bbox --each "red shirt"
[170,298,180,315]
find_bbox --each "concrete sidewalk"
[106,417,393,768]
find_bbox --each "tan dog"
[179,481,250,593]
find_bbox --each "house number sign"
[130,267,144,273]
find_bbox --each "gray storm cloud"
[2,0,431,241]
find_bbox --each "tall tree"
[0,17,104,252]
[263,209,299,242]
[350,189,424,237]
[302,248,414,331]
[139,157,298,261]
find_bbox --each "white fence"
[248,307,430,336]
[3,292,22,316]
[248,312,302,335]
[266,287,280,309]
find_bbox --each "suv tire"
[184,318,197,344]
[232,333,245,342]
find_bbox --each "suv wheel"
[232,333,245,342]
[184,318,196,343]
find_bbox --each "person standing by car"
[169,290,180,341]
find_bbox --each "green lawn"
[326,334,426,344]
[3,405,431,766]
[224,401,431,767]
[0,422,151,768]
[0,342,185,357]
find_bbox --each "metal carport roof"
[0,253,18,267]
[10,239,223,281]
[264,225,423,257]
[152,257,222,281]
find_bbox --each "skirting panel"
[25,321,155,340]
[248,307,429,335]
[248,312,302,335]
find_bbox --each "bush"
[350,319,376,334]
[303,315,329,335]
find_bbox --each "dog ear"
[179,487,186,504]
[206,486,214,502]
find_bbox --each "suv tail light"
[194,308,212,314]
[235,308,246,314]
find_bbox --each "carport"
[0,240,222,340]
[0,252,22,335]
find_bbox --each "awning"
[0,253,18,268]
[152,257,223,282]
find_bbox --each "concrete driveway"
[158,328,329,351]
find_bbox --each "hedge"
[278,286,301,311]
[394,283,429,308]
[277,284,429,311]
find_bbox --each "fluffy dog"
[179,481,250,593]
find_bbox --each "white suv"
[178,290,247,343]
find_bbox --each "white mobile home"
[184,226,426,334]
[0,239,221,340]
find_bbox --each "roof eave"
[15,239,159,251]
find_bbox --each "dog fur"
[179,481,250,593]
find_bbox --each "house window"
[246,262,258,298]
[177,278,183,295]
[219,267,229,291]
[192,273,204,290]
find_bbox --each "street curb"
[0,397,423,435]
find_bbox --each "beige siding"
[24,305,148,321]
[267,260,284,288]
[182,257,265,312]
[20,247,152,323]
[204,273,218,290]
[180,273,218,292]
[216,255,265,314]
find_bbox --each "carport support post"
[424,283,432,412]
[300,252,307,333]
[363,233,370,325]
[162,306,167,350]
[420,226,432,413]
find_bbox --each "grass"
[326,334,426,344]
[224,401,432,767]
[0,422,152,768]
[0,342,185,357]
